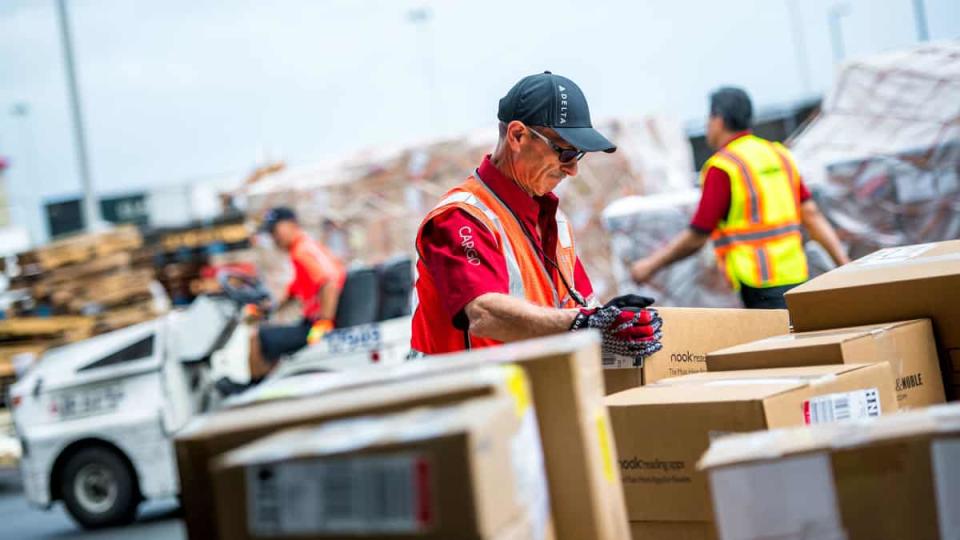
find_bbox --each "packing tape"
[505,365,532,417]
[595,412,616,484]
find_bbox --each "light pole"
[784,0,813,97]
[828,2,852,66]
[407,5,441,134]
[911,0,930,41]
[55,0,102,232]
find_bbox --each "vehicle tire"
[60,446,139,529]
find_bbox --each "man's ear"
[505,121,526,152]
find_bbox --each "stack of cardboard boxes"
[607,364,898,538]
[601,240,960,538]
[176,331,633,540]
[177,239,960,539]
[784,240,960,401]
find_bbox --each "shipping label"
[246,454,430,536]
[803,388,881,425]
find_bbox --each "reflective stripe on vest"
[429,191,527,300]
[705,134,808,288]
[411,173,583,356]
[469,178,567,308]
[712,222,803,249]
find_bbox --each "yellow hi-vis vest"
[703,134,809,289]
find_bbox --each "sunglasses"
[527,126,585,163]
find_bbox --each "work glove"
[570,295,663,365]
[306,319,335,345]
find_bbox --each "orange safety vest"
[704,134,809,289]
[411,173,582,355]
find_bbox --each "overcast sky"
[0,0,958,242]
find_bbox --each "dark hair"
[709,87,753,131]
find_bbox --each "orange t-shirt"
[286,233,346,321]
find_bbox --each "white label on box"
[853,243,936,267]
[602,352,636,369]
[246,454,426,536]
[710,453,846,540]
[804,388,881,425]
[931,438,960,540]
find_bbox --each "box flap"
[658,364,870,383]
[709,321,923,356]
[218,399,504,470]
[605,381,807,406]
[788,241,960,295]
[699,402,960,470]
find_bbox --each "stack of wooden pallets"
[0,227,168,399]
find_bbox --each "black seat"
[333,267,380,329]
[377,257,413,321]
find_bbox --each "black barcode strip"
[833,396,851,420]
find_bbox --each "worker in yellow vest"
[630,87,850,309]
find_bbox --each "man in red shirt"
[249,207,346,380]
[630,87,849,308]
[412,72,663,362]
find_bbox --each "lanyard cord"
[475,169,588,308]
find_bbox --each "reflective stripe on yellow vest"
[703,134,809,289]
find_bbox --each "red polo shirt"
[690,132,812,234]
[419,155,594,327]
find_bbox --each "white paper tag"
[246,454,427,536]
[602,352,635,369]
[804,388,881,425]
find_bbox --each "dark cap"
[498,71,616,154]
[260,206,297,233]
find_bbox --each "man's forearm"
[316,282,340,321]
[801,201,850,266]
[464,293,578,343]
[652,229,710,270]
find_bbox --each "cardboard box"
[606,363,897,525]
[706,320,946,409]
[212,393,551,540]
[700,403,960,540]
[629,521,716,540]
[602,307,791,394]
[417,332,628,540]
[178,331,628,540]
[177,364,528,540]
[785,241,960,395]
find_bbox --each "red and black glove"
[570,295,663,365]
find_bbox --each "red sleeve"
[689,166,732,234]
[798,177,811,203]
[573,257,594,302]
[419,209,510,326]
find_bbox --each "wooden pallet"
[31,252,134,298]
[26,226,143,271]
[0,316,95,341]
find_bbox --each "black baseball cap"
[498,71,616,154]
[260,206,297,233]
